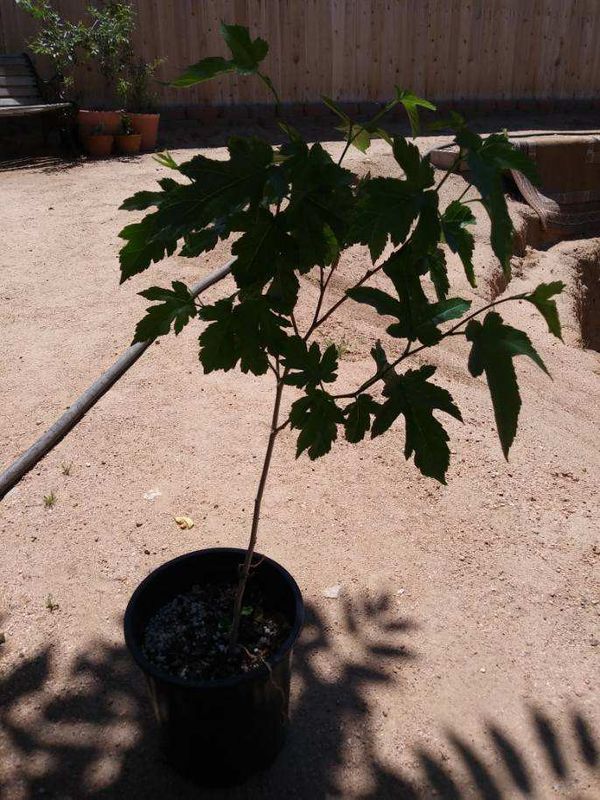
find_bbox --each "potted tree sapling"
[80,0,136,136]
[119,24,564,786]
[119,57,165,150]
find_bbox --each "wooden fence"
[1,0,599,108]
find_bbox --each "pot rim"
[124,547,304,690]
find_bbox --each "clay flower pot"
[115,133,142,155]
[97,110,122,135]
[129,112,160,150]
[85,134,114,158]
[78,110,123,142]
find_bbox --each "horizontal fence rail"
[1,0,599,108]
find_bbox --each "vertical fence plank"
[1,0,597,107]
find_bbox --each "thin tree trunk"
[228,375,286,648]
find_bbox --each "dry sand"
[1,123,599,799]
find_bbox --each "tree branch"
[229,369,287,649]
[334,293,527,400]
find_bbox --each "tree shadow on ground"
[0,592,598,799]
[0,154,84,173]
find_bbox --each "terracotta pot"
[97,110,122,135]
[77,109,102,129]
[85,134,114,158]
[78,109,123,144]
[115,133,142,155]
[130,113,160,150]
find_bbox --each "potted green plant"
[17,0,135,137]
[114,113,142,154]
[85,121,113,157]
[17,0,89,102]
[84,0,135,133]
[119,24,564,785]
[117,57,165,150]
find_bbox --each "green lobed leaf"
[281,142,353,269]
[118,137,273,281]
[133,281,197,343]
[171,56,234,88]
[179,227,220,257]
[456,130,537,275]
[119,215,178,283]
[392,137,434,187]
[441,200,477,286]
[349,177,423,262]
[465,311,549,458]
[395,88,436,136]
[426,248,450,301]
[282,338,338,388]
[344,393,380,443]
[347,286,403,318]
[199,294,289,376]
[231,209,294,290]
[371,363,462,483]
[524,281,564,339]
[289,389,345,460]
[220,23,269,74]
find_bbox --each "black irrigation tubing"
[0,259,235,502]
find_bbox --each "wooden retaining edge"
[0,259,235,502]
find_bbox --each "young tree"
[119,24,563,650]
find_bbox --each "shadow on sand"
[0,592,598,799]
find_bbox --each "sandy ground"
[1,119,599,799]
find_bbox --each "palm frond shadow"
[0,591,597,799]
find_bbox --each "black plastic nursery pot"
[123,548,304,786]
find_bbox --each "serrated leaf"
[289,390,344,459]
[282,339,338,389]
[426,248,450,300]
[118,137,273,280]
[180,227,220,257]
[133,281,197,343]
[456,131,537,275]
[336,121,372,153]
[347,286,403,318]
[119,215,178,282]
[427,297,471,325]
[344,393,380,443]
[381,244,450,345]
[525,281,564,339]
[120,190,166,211]
[371,364,461,483]
[395,89,436,136]
[199,294,289,376]
[465,312,549,458]
[171,56,234,88]
[392,137,434,187]
[221,23,268,73]
[349,177,422,262]
[282,142,353,269]
[267,267,299,314]
[231,209,293,290]
[441,200,477,286]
